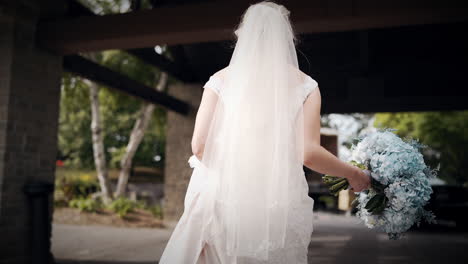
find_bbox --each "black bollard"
[23,181,55,264]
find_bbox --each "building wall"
[0,2,63,263]
[163,83,201,224]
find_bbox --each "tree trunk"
[115,72,168,197]
[83,52,114,205]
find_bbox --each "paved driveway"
[53,212,468,264]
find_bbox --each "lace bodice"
[203,73,318,103]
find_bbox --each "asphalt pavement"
[53,212,468,264]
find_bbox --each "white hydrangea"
[351,129,437,239]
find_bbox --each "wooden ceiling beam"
[126,48,195,82]
[63,55,190,115]
[61,1,194,82]
[37,0,468,54]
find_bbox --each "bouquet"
[322,128,437,239]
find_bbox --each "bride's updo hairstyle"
[233,1,298,45]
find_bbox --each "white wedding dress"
[159,72,318,264]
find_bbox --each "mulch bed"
[53,207,165,229]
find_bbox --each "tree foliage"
[374,111,468,186]
[59,0,169,178]
[59,50,168,170]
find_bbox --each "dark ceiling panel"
[37,0,468,54]
[182,41,234,83]
[53,0,468,113]
[177,21,468,113]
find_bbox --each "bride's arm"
[191,88,218,160]
[303,87,370,192]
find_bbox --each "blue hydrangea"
[351,128,437,239]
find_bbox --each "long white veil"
[198,1,307,260]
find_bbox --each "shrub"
[55,173,100,202]
[69,197,102,212]
[106,197,139,218]
[135,200,148,210]
[148,204,164,219]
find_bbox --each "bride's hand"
[347,168,371,192]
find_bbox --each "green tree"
[58,50,169,170]
[59,73,93,167]
[100,50,168,169]
[374,111,468,186]
[59,0,170,171]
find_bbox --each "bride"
[159,1,370,263]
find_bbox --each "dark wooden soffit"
[63,55,190,115]
[126,48,196,82]
[59,0,196,82]
[37,0,468,54]
[322,96,467,114]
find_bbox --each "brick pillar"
[163,83,201,225]
[0,2,63,263]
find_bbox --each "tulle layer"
[188,154,314,263]
[196,1,310,260]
